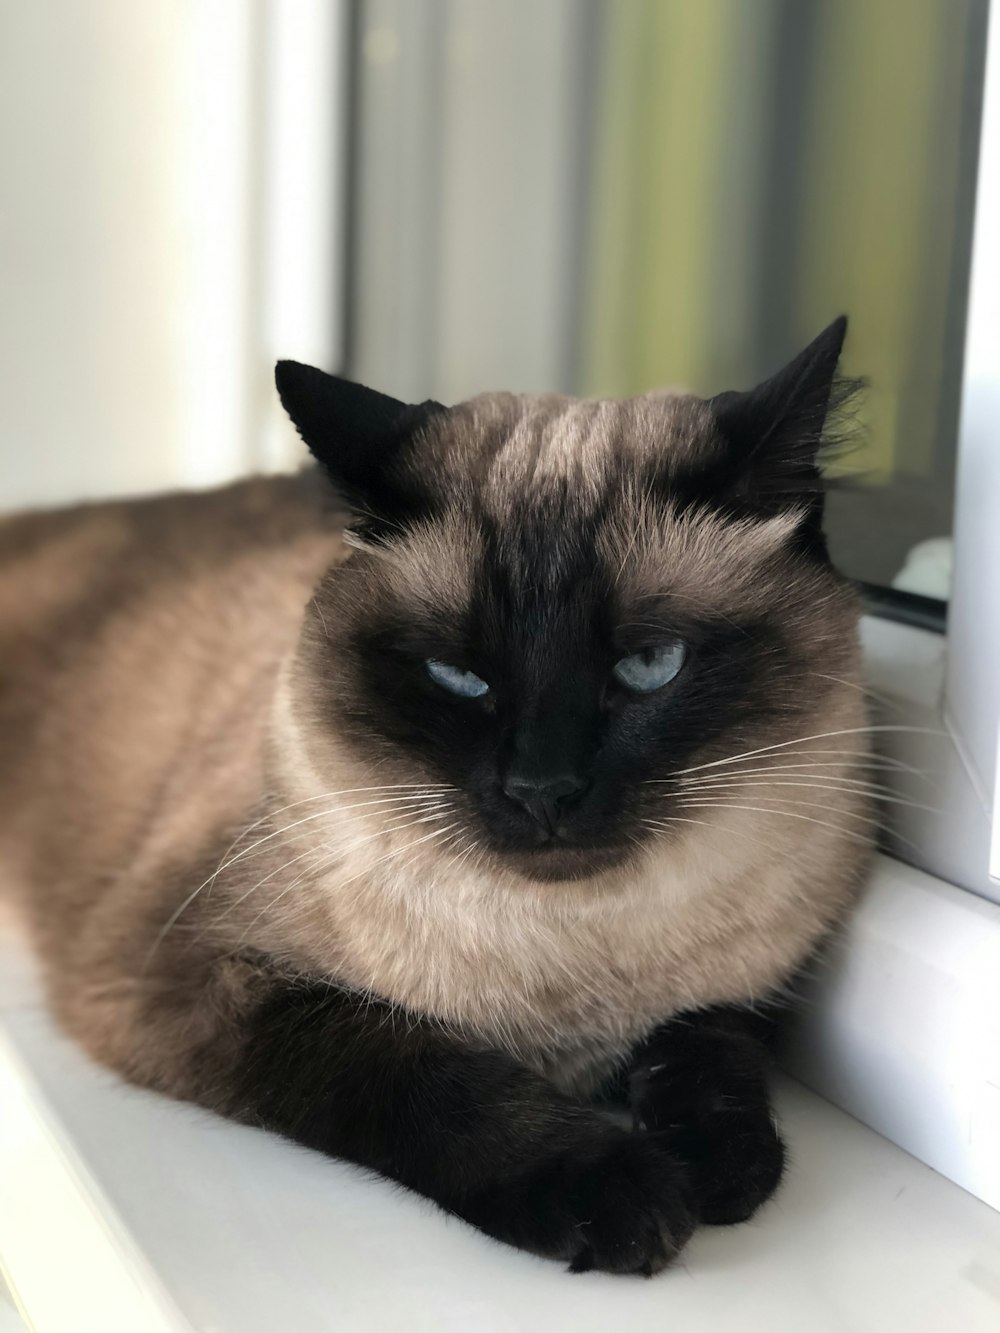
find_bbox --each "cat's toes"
[655,1109,785,1225]
[561,1136,695,1274]
[631,1055,785,1225]
[460,1133,696,1275]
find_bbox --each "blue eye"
[425,659,490,698]
[612,641,687,693]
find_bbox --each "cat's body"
[0,474,343,1093]
[0,320,873,1274]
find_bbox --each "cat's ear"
[705,316,854,519]
[275,361,446,528]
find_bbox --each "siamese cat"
[0,317,872,1275]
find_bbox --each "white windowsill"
[785,852,1000,1213]
[1,920,999,1333]
[858,614,997,905]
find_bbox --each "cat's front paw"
[633,1066,785,1225]
[667,1111,785,1225]
[629,1014,786,1227]
[459,1133,696,1275]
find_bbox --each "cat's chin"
[500,843,634,885]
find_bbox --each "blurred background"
[0,0,988,598]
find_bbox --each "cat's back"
[0,472,344,911]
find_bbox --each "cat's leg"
[52,883,694,1274]
[224,975,695,1274]
[627,1004,786,1225]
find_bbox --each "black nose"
[502,772,590,833]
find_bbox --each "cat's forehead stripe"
[475,398,606,507]
[385,390,804,619]
[463,391,715,517]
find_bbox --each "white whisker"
[641,814,778,857]
[672,799,882,846]
[219,803,455,922]
[219,782,454,853]
[322,821,462,901]
[145,792,454,965]
[672,725,946,776]
[666,755,932,783]
[676,791,898,827]
[672,778,942,813]
[789,670,906,711]
[227,811,459,950]
[202,791,452,889]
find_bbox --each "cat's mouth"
[478,794,640,882]
[501,840,634,884]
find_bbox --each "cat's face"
[280,320,861,883]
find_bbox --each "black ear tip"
[822,314,849,355]
[274,359,311,395]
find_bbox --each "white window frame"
[943,0,1000,894]
[857,0,999,907]
[786,0,1000,1213]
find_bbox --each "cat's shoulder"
[0,469,344,595]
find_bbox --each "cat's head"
[277,318,862,883]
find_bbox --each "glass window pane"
[574,0,987,602]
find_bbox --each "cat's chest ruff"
[294,815,845,1093]
[334,872,678,1090]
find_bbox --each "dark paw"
[459,1133,696,1275]
[632,1059,785,1225]
[665,1111,785,1224]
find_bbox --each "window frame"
[942,0,1000,891]
[785,1,1000,1210]
[863,0,999,904]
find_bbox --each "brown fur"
[0,473,344,1095]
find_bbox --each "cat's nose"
[502,772,590,833]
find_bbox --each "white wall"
[0,1,344,512]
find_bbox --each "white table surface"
[1,926,999,1333]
